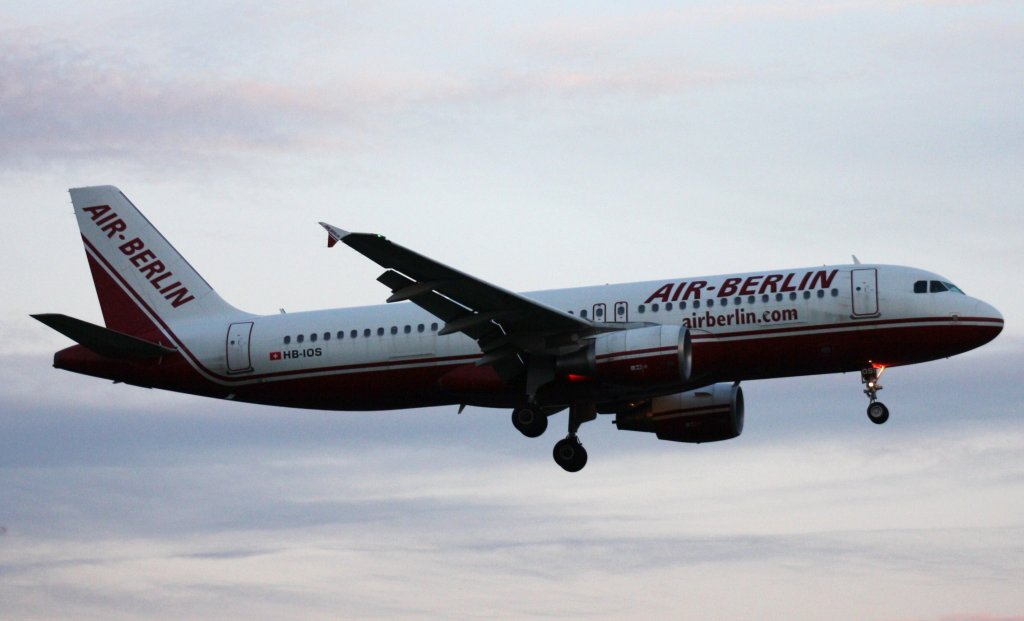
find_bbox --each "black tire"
[511,407,547,438]
[867,402,890,425]
[552,436,588,472]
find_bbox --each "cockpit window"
[916,279,964,294]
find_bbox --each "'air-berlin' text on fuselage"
[644,269,839,305]
[82,204,195,308]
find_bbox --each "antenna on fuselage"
[852,255,862,265]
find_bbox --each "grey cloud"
[0,39,360,168]
[0,32,752,173]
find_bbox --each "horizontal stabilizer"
[31,313,177,359]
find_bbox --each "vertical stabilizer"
[70,185,243,337]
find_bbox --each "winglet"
[320,222,350,248]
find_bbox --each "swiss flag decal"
[269,351,282,361]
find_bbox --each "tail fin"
[70,185,243,338]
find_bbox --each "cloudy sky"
[1,1,1022,619]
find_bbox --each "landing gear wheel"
[511,406,547,438]
[867,401,890,425]
[552,436,588,472]
[861,364,890,425]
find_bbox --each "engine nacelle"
[614,383,744,443]
[556,325,691,386]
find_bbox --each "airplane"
[33,185,1004,472]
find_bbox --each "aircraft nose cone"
[973,299,1004,341]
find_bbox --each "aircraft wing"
[320,223,602,377]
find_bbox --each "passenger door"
[851,268,879,317]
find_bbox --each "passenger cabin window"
[404,325,411,334]
[914,280,927,294]
[817,290,825,298]
[638,305,645,314]
[377,327,385,336]
[297,334,304,343]
[284,336,291,344]
[337,331,344,339]
[351,330,357,339]
[363,329,371,338]
[324,332,331,341]
[431,323,438,331]
[803,291,811,299]
[310,333,317,342]
[417,324,425,333]
[707,299,714,308]
[651,303,659,312]
[580,310,588,318]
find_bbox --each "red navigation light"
[567,374,591,382]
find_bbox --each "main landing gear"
[861,364,890,424]
[511,402,595,472]
[553,436,587,472]
[553,402,596,473]
[511,406,547,438]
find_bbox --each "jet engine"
[614,383,744,443]
[556,325,691,385]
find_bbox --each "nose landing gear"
[861,364,889,424]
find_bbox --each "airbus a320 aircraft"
[34,186,1004,471]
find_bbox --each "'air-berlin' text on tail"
[71,185,243,340]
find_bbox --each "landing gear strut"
[861,364,889,424]
[552,402,596,472]
[511,406,548,438]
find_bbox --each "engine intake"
[556,325,691,386]
[615,383,744,443]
